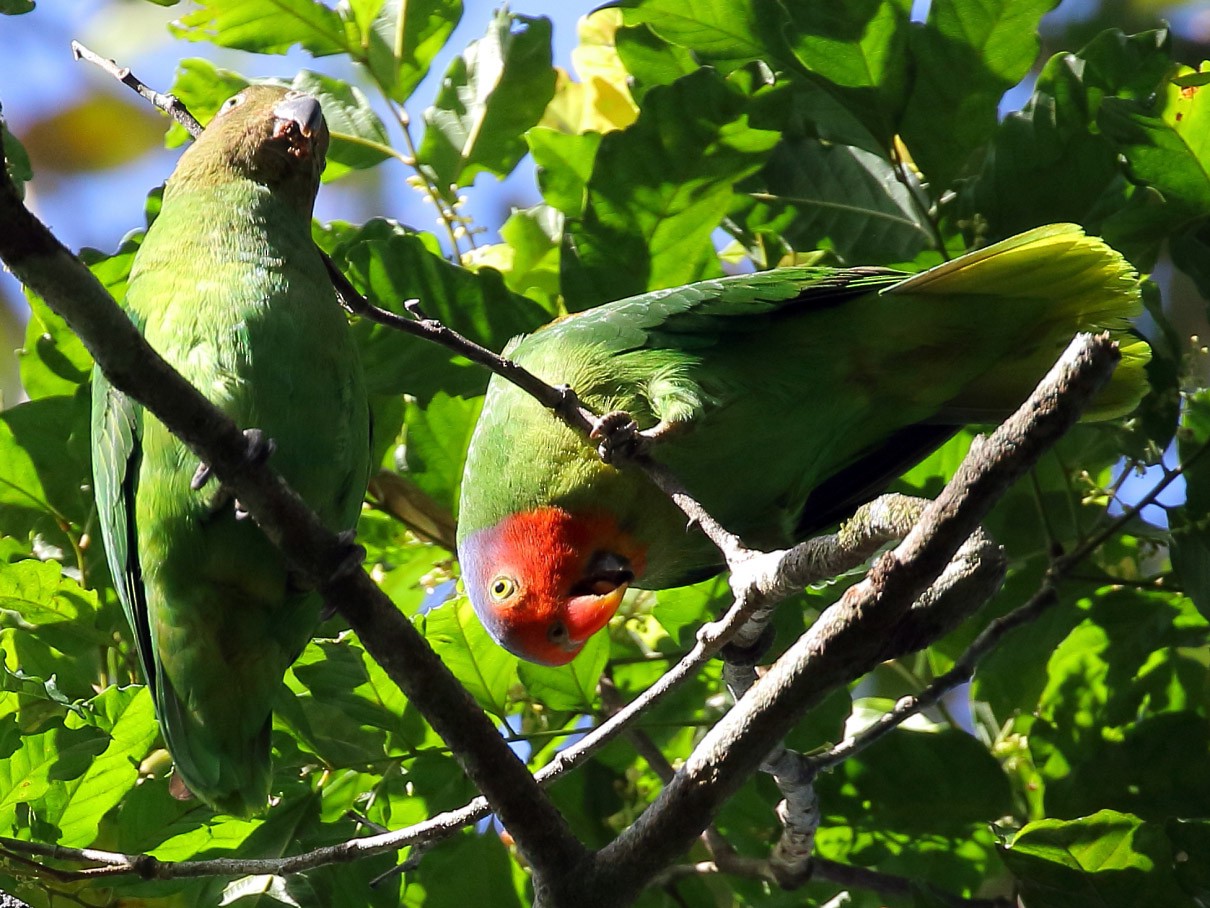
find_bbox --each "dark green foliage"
[2,0,1209,906]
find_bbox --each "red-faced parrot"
[458,225,1149,665]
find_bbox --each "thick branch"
[568,333,1120,906]
[0,121,585,888]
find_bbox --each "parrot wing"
[90,354,156,692]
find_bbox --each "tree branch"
[565,333,1121,907]
[0,117,587,891]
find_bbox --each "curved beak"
[563,550,634,650]
[272,93,328,158]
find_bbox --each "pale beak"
[564,551,634,647]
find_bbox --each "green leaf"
[0,721,107,831]
[328,220,549,403]
[614,23,698,99]
[1026,587,1210,819]
[962,28,1173,247]
[170,0,351,56]
[562,68,779,309]
[527,128,601,218]
[617,0,780,72]
[517,630,608,711]
[0,663,83,717]
[901,0,1058,189]
[164,58,251,148]
[423,596,517,717]
[653,575,729,647]
[0,0,35,14]
[0,395,92,535]
[402,393,482,518]
[489,204,563,312]
[290,70,392,180]
[1100,61,1210,223]
[779,0,911,143]
[1004,811,1205,907]
[748,136,933,263]
[417,9,557,189]
[1172,389,1210,621]
[19,290,93,399]
[364,0,463,103]
[402,830,523,908]
[1,104,32,197]
[819,727,1012,832]
[281,638,431,767]
[47,686,158,847]
[0,558,98,632]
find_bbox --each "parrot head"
[175,85,330,212]
[459,507,647,665]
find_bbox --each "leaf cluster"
[1,0,1210,906]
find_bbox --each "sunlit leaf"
[164,58,251,148]
[326,220,549,402]
[517,629,608,711]
[49,686,158,847]
[423,596,516,717]
[365,0,463,103]
[170,0,351,56]
[618,0,780,71]
[562,67,779,308]
[780,0,911,143]
[417,9,556,188]
[1004,811,1206,907]
[401,393,482,518]
[901,0,1057,189]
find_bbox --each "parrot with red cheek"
[457,224,1151,666]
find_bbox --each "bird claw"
[193,429,277,518]
[332,530,367,580]
[241,428,277,466]
[190,461,214,491]
[318,532,366,621]
[590,412,680,464]
[591,411,644,464]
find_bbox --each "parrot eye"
[218,93,247,115]
[489,575,517,602]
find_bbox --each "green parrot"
[91,85,370,815]
[457,225,1150,666]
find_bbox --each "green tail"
[892,223,1149,421]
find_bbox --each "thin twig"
[70,42,202,137]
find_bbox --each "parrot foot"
[195,429,277,517]
[720,623,776,666]
[590,411,680,464]
[332,529,367,580]
[191,429,277,492]
[317,532,366,620]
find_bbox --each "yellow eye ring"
[489,575,517,601]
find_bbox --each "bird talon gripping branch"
[590,410,642,464]
[189,428,276,493]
